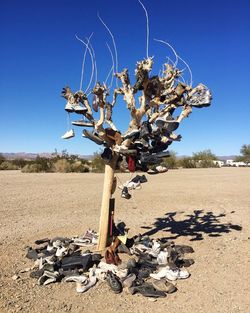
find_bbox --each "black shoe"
[106,271,123,294]
[101,147,113,162]
[34,238,50,245]
[30,268,44,279]
[140,121,152,138]
[137,267,152,280]
[129,283,166,298]
[138,257,158,269]
[176,258,195,268]
[139,175,147,183]
[60,254,92,271]
[155,151,170,158]
[91,253,102,263]
[26,247,39,260]
[121,187,131,199]
[175,245,194,254]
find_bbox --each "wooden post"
[98,155,118,251]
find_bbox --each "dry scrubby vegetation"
[1,145,249,173]
[0,151,90,173]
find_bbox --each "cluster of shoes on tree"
[25,224,194,298]
[61,57,212,172]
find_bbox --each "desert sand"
[0,168,250,313]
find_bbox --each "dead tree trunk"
[98,154,118,251]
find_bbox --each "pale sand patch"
[0,168,249,313]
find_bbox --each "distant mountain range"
[0,152,237,161]
[1,152,94,160]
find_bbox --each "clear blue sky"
[1,0,249,156]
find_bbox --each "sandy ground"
[0,168,249,313]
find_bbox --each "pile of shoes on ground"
[26,225,194,299]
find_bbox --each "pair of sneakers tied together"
[61,87,90,140]
[118,174,147,200]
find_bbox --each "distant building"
[225,160,248,167]
[226,159,235,166]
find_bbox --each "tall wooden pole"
[98,155,118,251]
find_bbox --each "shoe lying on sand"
[121,187,131,199]
[129,283,166,298]
[175,245,194,255]
[151,279,177,294]
[98,261,118,272]
[106,271,123,294]
[157,250,169,265]
[121,273,136,288]
[61,254,92,271]
[63,274,88,283]
[38,270,60,286]
[177,258,195,268]
[150,266,190,281]
[76,276,97,293]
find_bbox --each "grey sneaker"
[74,105,88,114]
[72,120,94,127]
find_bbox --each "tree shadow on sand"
[140,210,242,241]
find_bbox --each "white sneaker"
[148,240,161,257]
[98,261,118,272]
[150,267,170,280]
[61,129,75,139]
[76,276,97,293]
[89,267,106,281]
[165,268,190,281]
[157,250,169,265]
[178,268,190,279]
[115,268,128,279]
[65,101,75,112]
[127,181,141,190]
[55,246,68,257]
[64,275,88,283]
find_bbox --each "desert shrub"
[192,149,217,161]
[235,144,250,163]
[0,161,19,170]
[35,156,53,172]
[52,159,71,173]
[70,161,90,173]
[91,152,105,173]
[179,157,197,168]
[21,164,43,173]
[0,154,5,165]
[162,151,178,169]
[197,160,219,168]
[11,158,29,168]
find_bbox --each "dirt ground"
[0,168,249,313]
